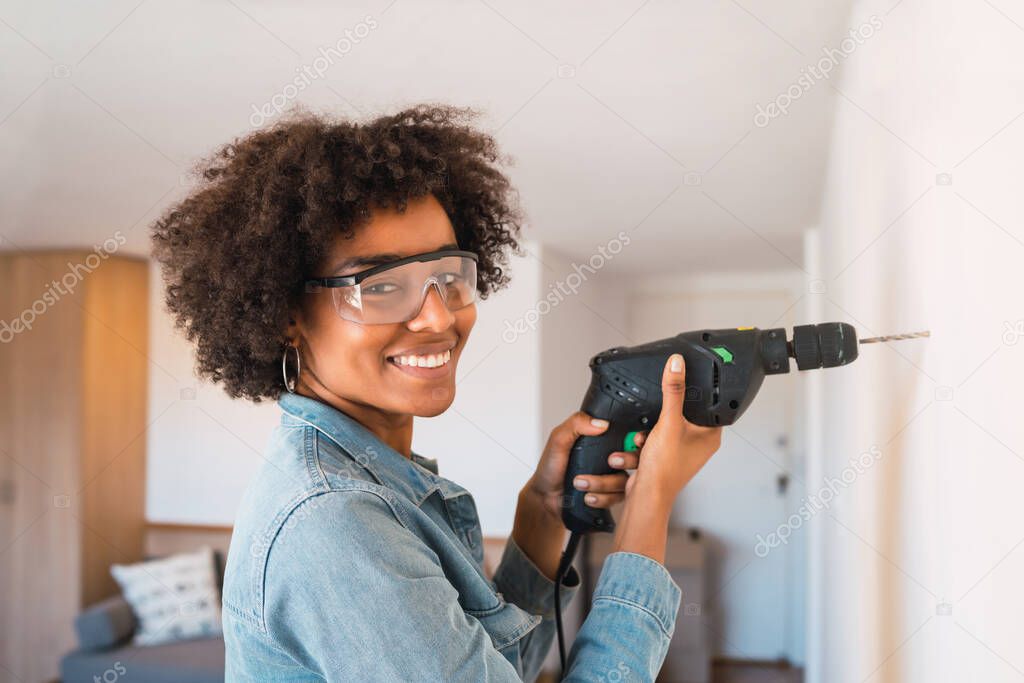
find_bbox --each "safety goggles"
[303,249,478,324]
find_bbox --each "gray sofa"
[60,552,226,683]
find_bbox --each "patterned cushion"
[110,546,223,646]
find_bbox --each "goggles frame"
[304,249,479,290]
[302,248,480,324]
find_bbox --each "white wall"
[809,1,1024,680]
[536,246,630,444]
[145,264,279,525]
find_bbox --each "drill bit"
[859,330,931,344]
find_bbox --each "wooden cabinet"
[0,251,148,683]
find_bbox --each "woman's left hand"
[521,411,644,521]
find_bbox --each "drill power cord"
[554,531,583,680]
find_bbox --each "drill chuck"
[789,322,859,370]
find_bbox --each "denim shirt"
[222,393,682,682]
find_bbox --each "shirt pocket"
[442,493,485,566]
[465,598,542,668]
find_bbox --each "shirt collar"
[277,392,466,505]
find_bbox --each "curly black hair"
[151,104,524,401]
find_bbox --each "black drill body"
[561,322,859,534]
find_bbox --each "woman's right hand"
[611,353,723,561]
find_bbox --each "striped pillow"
[110,546,222,646]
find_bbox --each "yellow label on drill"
[737,326,754,330]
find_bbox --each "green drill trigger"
[623,431,640,452]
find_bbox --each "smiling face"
[289,193,476,421]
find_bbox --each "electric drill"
[561,322,863,534]
[552,321,928,678]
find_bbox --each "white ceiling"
[0,0,855,275]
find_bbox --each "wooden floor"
[539,663,803,683]
[712,662,803,683]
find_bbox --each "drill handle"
[561,427,632,534]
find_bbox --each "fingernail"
[670,354,683,373]
[609,455,625,467]
[574,477,589,489]
[591,418,609,428]
[585,494,597,504]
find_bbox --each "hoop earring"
[282,345,301,394]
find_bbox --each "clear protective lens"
[329,254,477,324]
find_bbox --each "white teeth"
[392,349,452,368]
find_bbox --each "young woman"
[151,105,722,682]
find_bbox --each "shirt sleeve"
[494,535,685,683]
[491,535,582,680]
[263,489,681,682]
[564,551,683,682]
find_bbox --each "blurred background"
[1,0,1022,682]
